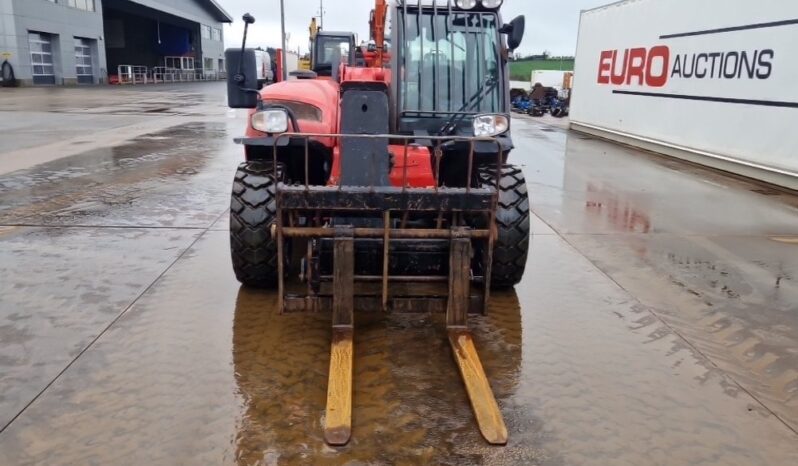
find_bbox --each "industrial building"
[0,0,232,86]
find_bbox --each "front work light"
[456,0,478,10]
[481,0,503,8]
[473,114,509,137]
[252,109,289,133]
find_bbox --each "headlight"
[473,114,509,137]
[262,100,322,122]
[251,109,289,133]
[456,0,477,9]
[481,0,503,8]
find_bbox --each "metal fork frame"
[270,132,503,315]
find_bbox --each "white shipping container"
[531,70,566,89]
[570,0,798,190]
[510,80,532,91]
[284,51,299,74]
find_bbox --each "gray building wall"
[200,24,223,73]
[128,0,222,25]
[1,0,23,84]
[2,0,107,85]
[0,0,228,85]
[126,0,225,72]
[0,0,20,74]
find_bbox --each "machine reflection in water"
[231,286,522,462]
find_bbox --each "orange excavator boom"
[369,0,388,67]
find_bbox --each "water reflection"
[231,286,522,464]
[585,182,652,234]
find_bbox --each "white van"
[254,49,273,89]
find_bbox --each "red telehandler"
[225,0,527,446]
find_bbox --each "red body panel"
[246,64,435,188]
[246,79,340,147]
[329,144,435,188]
[339,65,392,86]
[388,145,435,188]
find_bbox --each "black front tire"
[478,164,531,289]
[230,161,283,288]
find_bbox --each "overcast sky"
[219,0,609,56]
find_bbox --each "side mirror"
[504,15,525,51]
[226,48,258,108]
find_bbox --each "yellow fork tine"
[324,328,354,446]
[449,329,508,445]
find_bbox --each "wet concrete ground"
[1,83,797,465]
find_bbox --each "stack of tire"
[551,106,569,118]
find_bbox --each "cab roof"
[318,31,356,38]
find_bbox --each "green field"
[509,59,575,81]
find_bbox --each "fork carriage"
[268,133,503,316]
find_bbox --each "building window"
[204,58,214,70]
[67,0,96,12]
[29,32,56,85]
[75,37,94,84]
[212,28,222,42]
[201,25,211,40]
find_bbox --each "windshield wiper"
[437,74,498,136]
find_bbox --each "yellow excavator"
[298,18,319,71]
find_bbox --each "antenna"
[280,0,287,81]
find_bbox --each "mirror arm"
[233,14,262,103]
[234,21,251,85]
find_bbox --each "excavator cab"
[312,31,357,76]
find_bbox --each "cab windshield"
[314,36,352,73]
[398,10,501,116]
